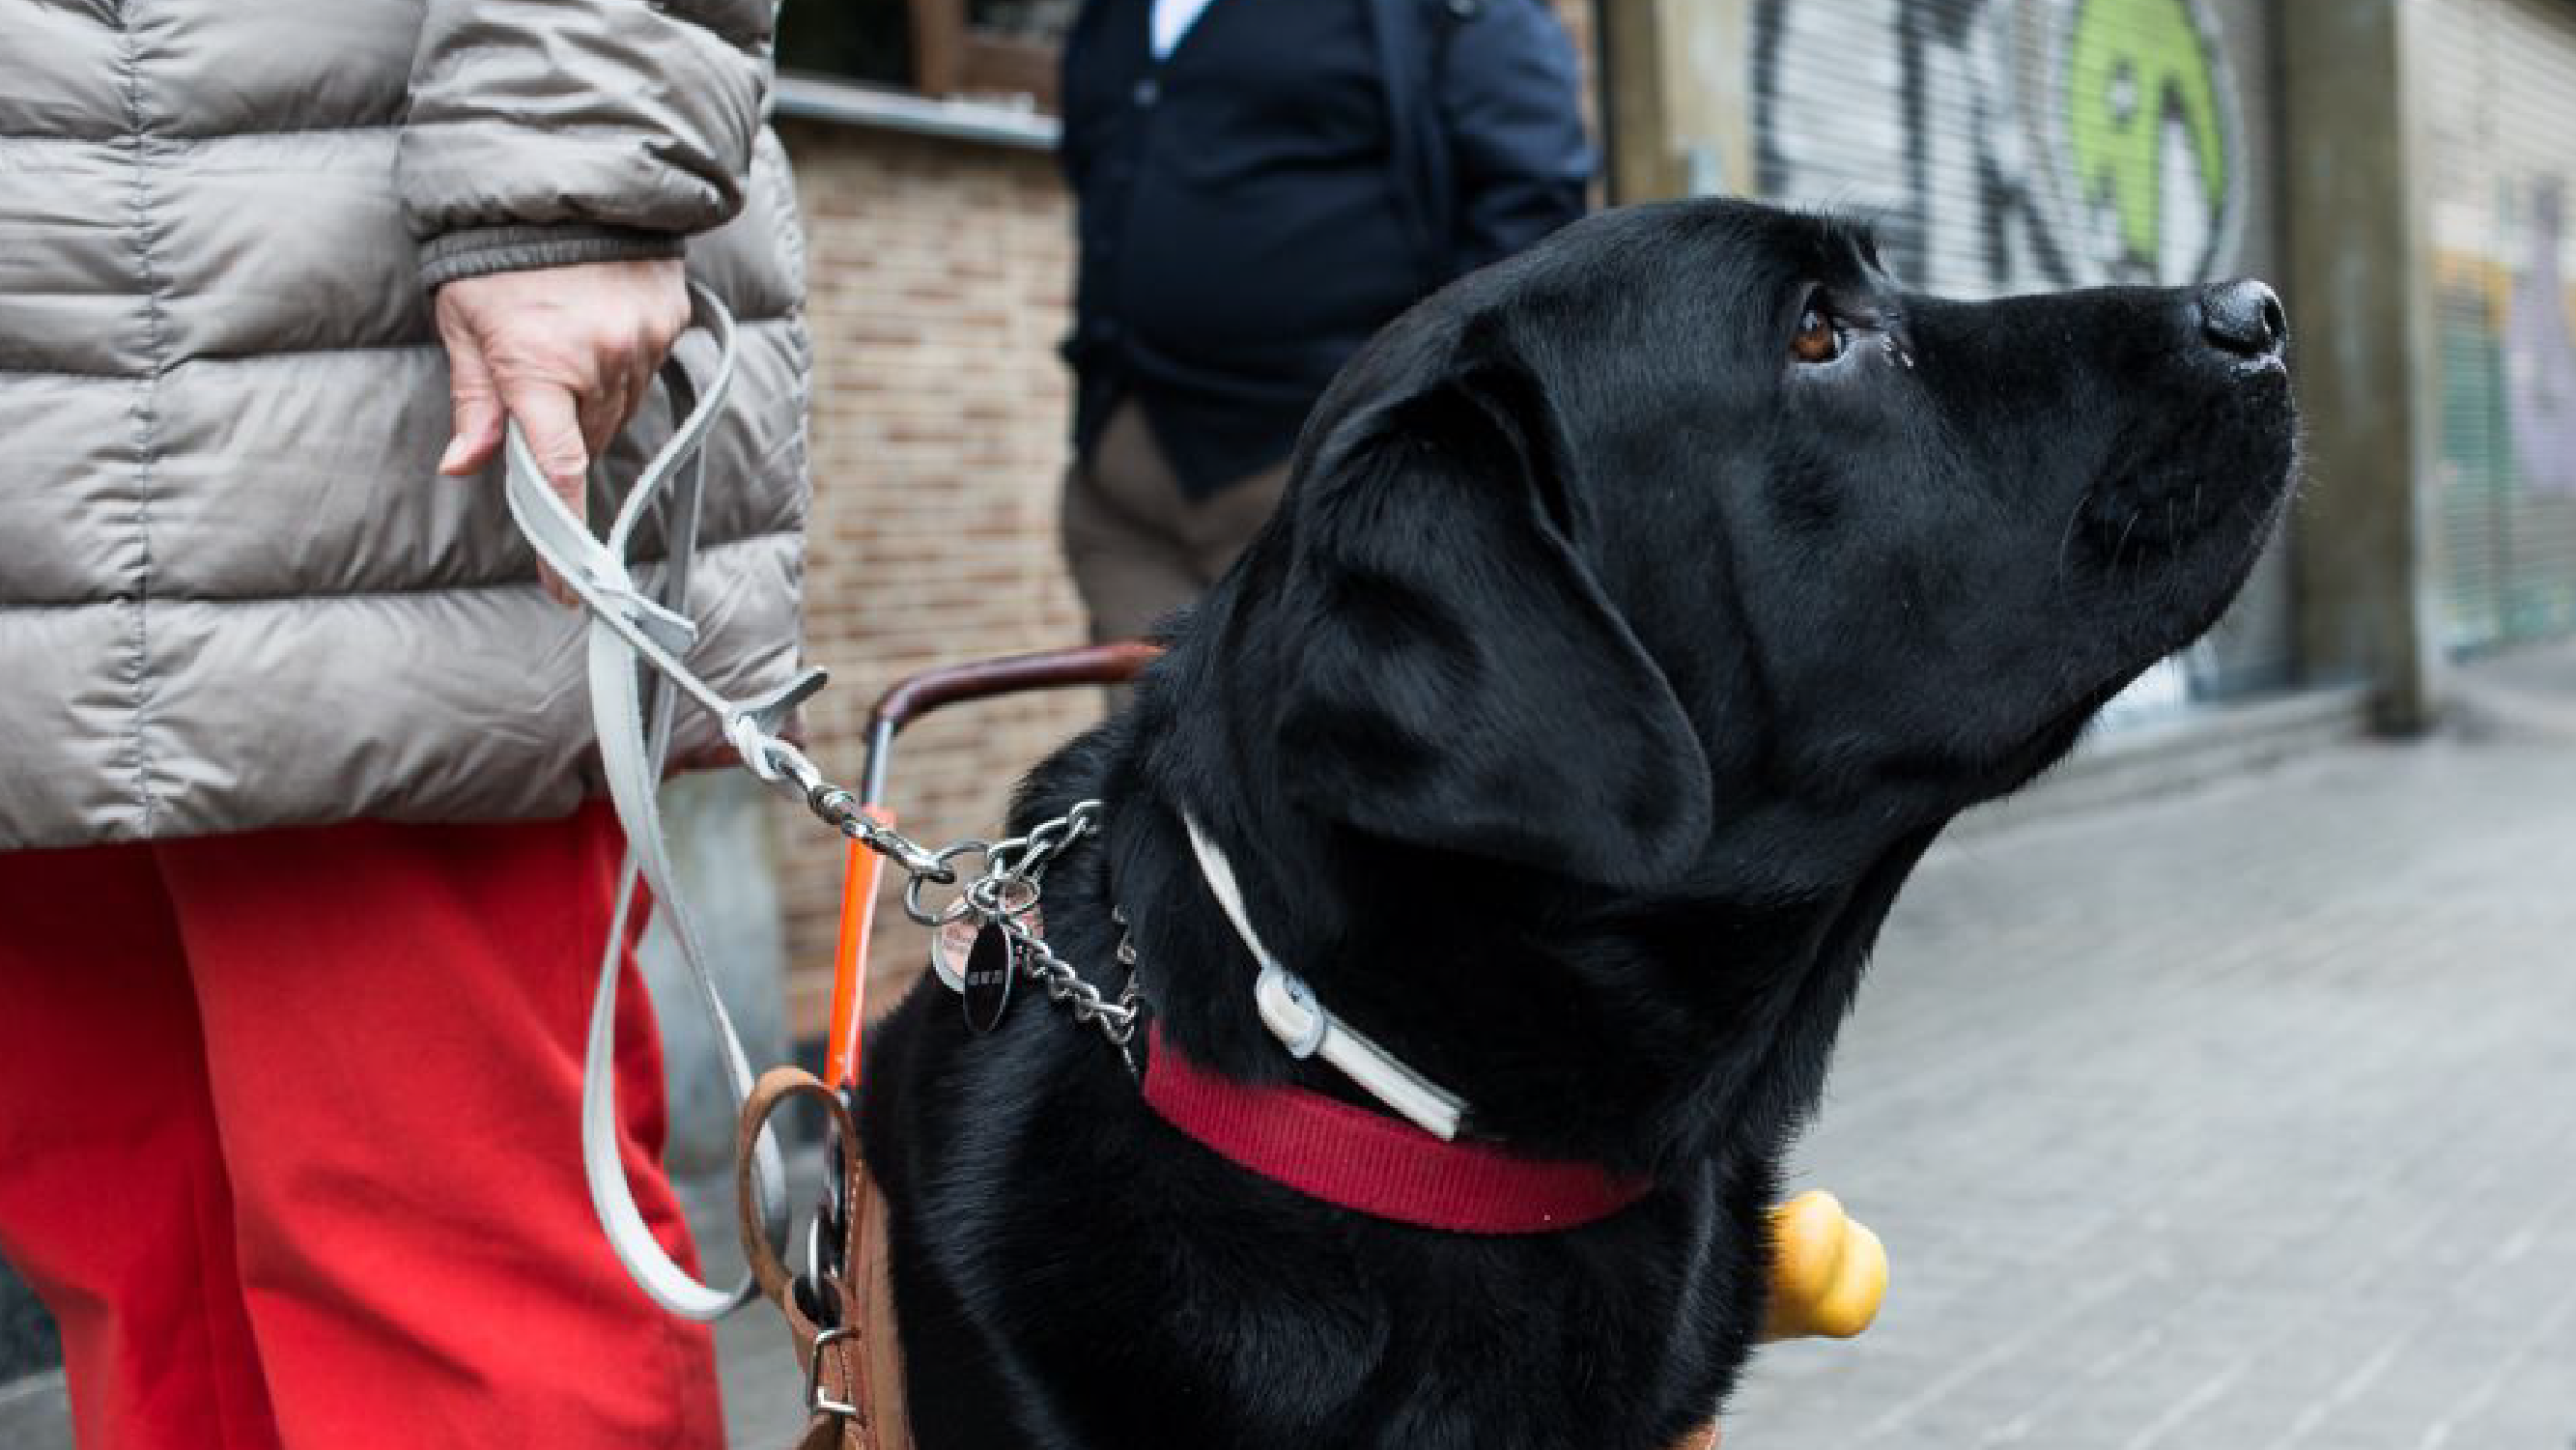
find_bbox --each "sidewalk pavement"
[708,720,2576,1447]
[1725,733,2576,1448]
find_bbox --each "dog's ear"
[1260,350,1714,890]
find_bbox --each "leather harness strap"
[736,1067,911,1450]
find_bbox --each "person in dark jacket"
[1057,0,1593,641]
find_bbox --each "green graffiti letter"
[2068,0,2228,266]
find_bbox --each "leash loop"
[514,285,792,1322]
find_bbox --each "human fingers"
[435,305,505,476]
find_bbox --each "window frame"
[910,0,1063,111]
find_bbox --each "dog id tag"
[931,916,976,992]
[960,920,1016,1035]
[933,908,1041,993]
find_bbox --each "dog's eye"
[1792,303,1845,365]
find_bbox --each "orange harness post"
[824,821,893,1093]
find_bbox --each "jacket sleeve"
[1441,0,1594,276]
[396,0,774,288]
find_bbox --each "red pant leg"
[156,805,722,1450]
[0,843,283,1450]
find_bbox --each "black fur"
[860,198,2298,1449]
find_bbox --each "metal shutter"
[1744,0,2295,706]
[2425,0,2576,653]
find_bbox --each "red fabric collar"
[1141,1026,1652,1235]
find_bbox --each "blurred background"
[7,0,2571,1444]
[741,0,2574,1060]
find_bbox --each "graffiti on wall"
[1753,0,2248,296]
[2505,179,2576,496]
[2435,171,2576,647]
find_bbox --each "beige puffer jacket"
[0,0,808,850]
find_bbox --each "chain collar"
[775,741,1147,1068]
[892,799,1148,1069]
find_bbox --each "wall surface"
[2279,0,2448,730]
[2422,0,2576,652]
[1747,0,2272,296]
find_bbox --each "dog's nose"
[2198,279,2287,360]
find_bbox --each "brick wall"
[775,120,1096,1038]
[771,0,1601,1040]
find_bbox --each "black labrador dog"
[861,198,2298,1449]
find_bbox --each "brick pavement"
[1725,737,2576,1449]
[707,730,2576,1447]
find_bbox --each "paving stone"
[1727,736,2576,1448]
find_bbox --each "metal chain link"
[776,752,1138,1055]
[977,801,1143,1055]
[744,734,963,885]
[1001,914,1141,1048]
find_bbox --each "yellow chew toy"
[1761,1190,1887,1342]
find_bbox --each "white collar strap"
[1181,814,1469,1141]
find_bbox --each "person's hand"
[433,257,692,596]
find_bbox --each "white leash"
[503,285,814,1321]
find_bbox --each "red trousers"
[0,806,722,1448]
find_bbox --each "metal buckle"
[806,1324,863,1421]
[805,1204,841,1292]
[1260,962,1329,1058]
[728,668,832,791]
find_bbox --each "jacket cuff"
[418,224,686,290]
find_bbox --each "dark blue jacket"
[1061,0,1592,498]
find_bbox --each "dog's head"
[1187,199,2297,899]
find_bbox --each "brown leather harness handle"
[859,641,1164,804]
[867,641,1163,729]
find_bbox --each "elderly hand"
[433,255,693,531]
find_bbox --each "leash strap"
[503,284,790,1322]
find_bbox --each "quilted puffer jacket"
[0,0,808,850]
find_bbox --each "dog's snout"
[2197,280,2286,360]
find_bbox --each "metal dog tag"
[960,921,1016,1035]
[934,908,1041,995]
[931,915,977,992]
